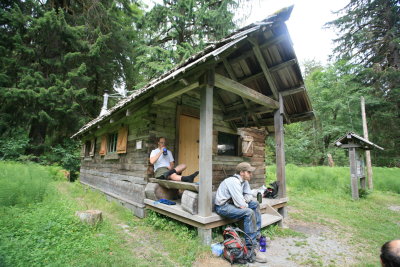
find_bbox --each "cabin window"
[108,132,118,153]
[217,132,239,156]
[84,141,91,157]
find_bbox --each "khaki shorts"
[154,167,169,178]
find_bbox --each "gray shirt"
[215,174,253,208]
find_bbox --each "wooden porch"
[144,195,287,230]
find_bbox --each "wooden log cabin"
[71,7,314,244]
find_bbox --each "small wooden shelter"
[335,132,383,199]
[72,7,314,244]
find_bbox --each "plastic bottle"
[162,148,168,155]
[259,236,267,252]
[211,243,224,256]
[257,192,262,203]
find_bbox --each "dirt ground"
[194,206,360,267]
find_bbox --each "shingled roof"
[335,132,384,150]
[72,6,314,138]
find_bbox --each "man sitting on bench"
[150,137,198,183]
[214,162,267,263]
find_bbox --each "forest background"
[0,0,399,177]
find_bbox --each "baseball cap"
[236,162,256,173]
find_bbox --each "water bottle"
[162,148,168,155]
[211,243,224,256]
[257,192,262,203]
[259,236,267,252]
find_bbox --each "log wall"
[80,103,152,218]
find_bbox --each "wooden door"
[178,115,200,182]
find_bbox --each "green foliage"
[135,0,240,81]
[40,139,81,180]
[0,192,139,267]
[326,0,400,167]
[0,161,61,207]
[266,164,400,195]
[144,209,197,239]
[261,224,306,239]
[0,0,142,160]
[0,162,143,267]
[373,167,400,194]
[283,59,398,167]
[0,131,29,160]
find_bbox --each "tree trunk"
[27,119,48,156]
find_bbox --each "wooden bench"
[148,178,199,192]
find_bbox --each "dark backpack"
[264,181,279,199]
[222,227,255,264]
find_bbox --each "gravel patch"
[248,218,356,267]
[388,205,400,212]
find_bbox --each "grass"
[0,161,207,267]
[0,161,64,206]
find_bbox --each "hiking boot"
[254,249,267,263]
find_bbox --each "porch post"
[198,68,214,244]
[274,94,287,219]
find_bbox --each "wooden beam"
[215,73,279,109]
[275,94,286,199]
[239,72,264,85]
[228,34,287,65]
[248,38,279,100]
[268,59,297,73]
[224,106,273,121]
[153,81,199,104]
[289,111,315,122]
[280,86,305,96]
[198,69,214,218]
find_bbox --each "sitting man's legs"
[155,164,198,182]
[215,202,260,248]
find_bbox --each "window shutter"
[241,135,254,157]
[99,135,107,155]
[89,139,96,157]
[117,126,128,154]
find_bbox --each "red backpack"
[222,227,255,264]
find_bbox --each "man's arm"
[243,181,253,203]
[149,150,163,165]
[227,178,248,208]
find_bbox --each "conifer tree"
[327,0,400,166]
[135,0,240,84]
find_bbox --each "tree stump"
[327,153,335,167]
[75,210,103,225]
[145,182,178,200]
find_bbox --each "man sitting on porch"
[214,162,267,263]
[150,137,198,183]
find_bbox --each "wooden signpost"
[335,132,383,200]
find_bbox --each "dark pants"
[215,200,261,248]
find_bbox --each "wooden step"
[261,213,282,228]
